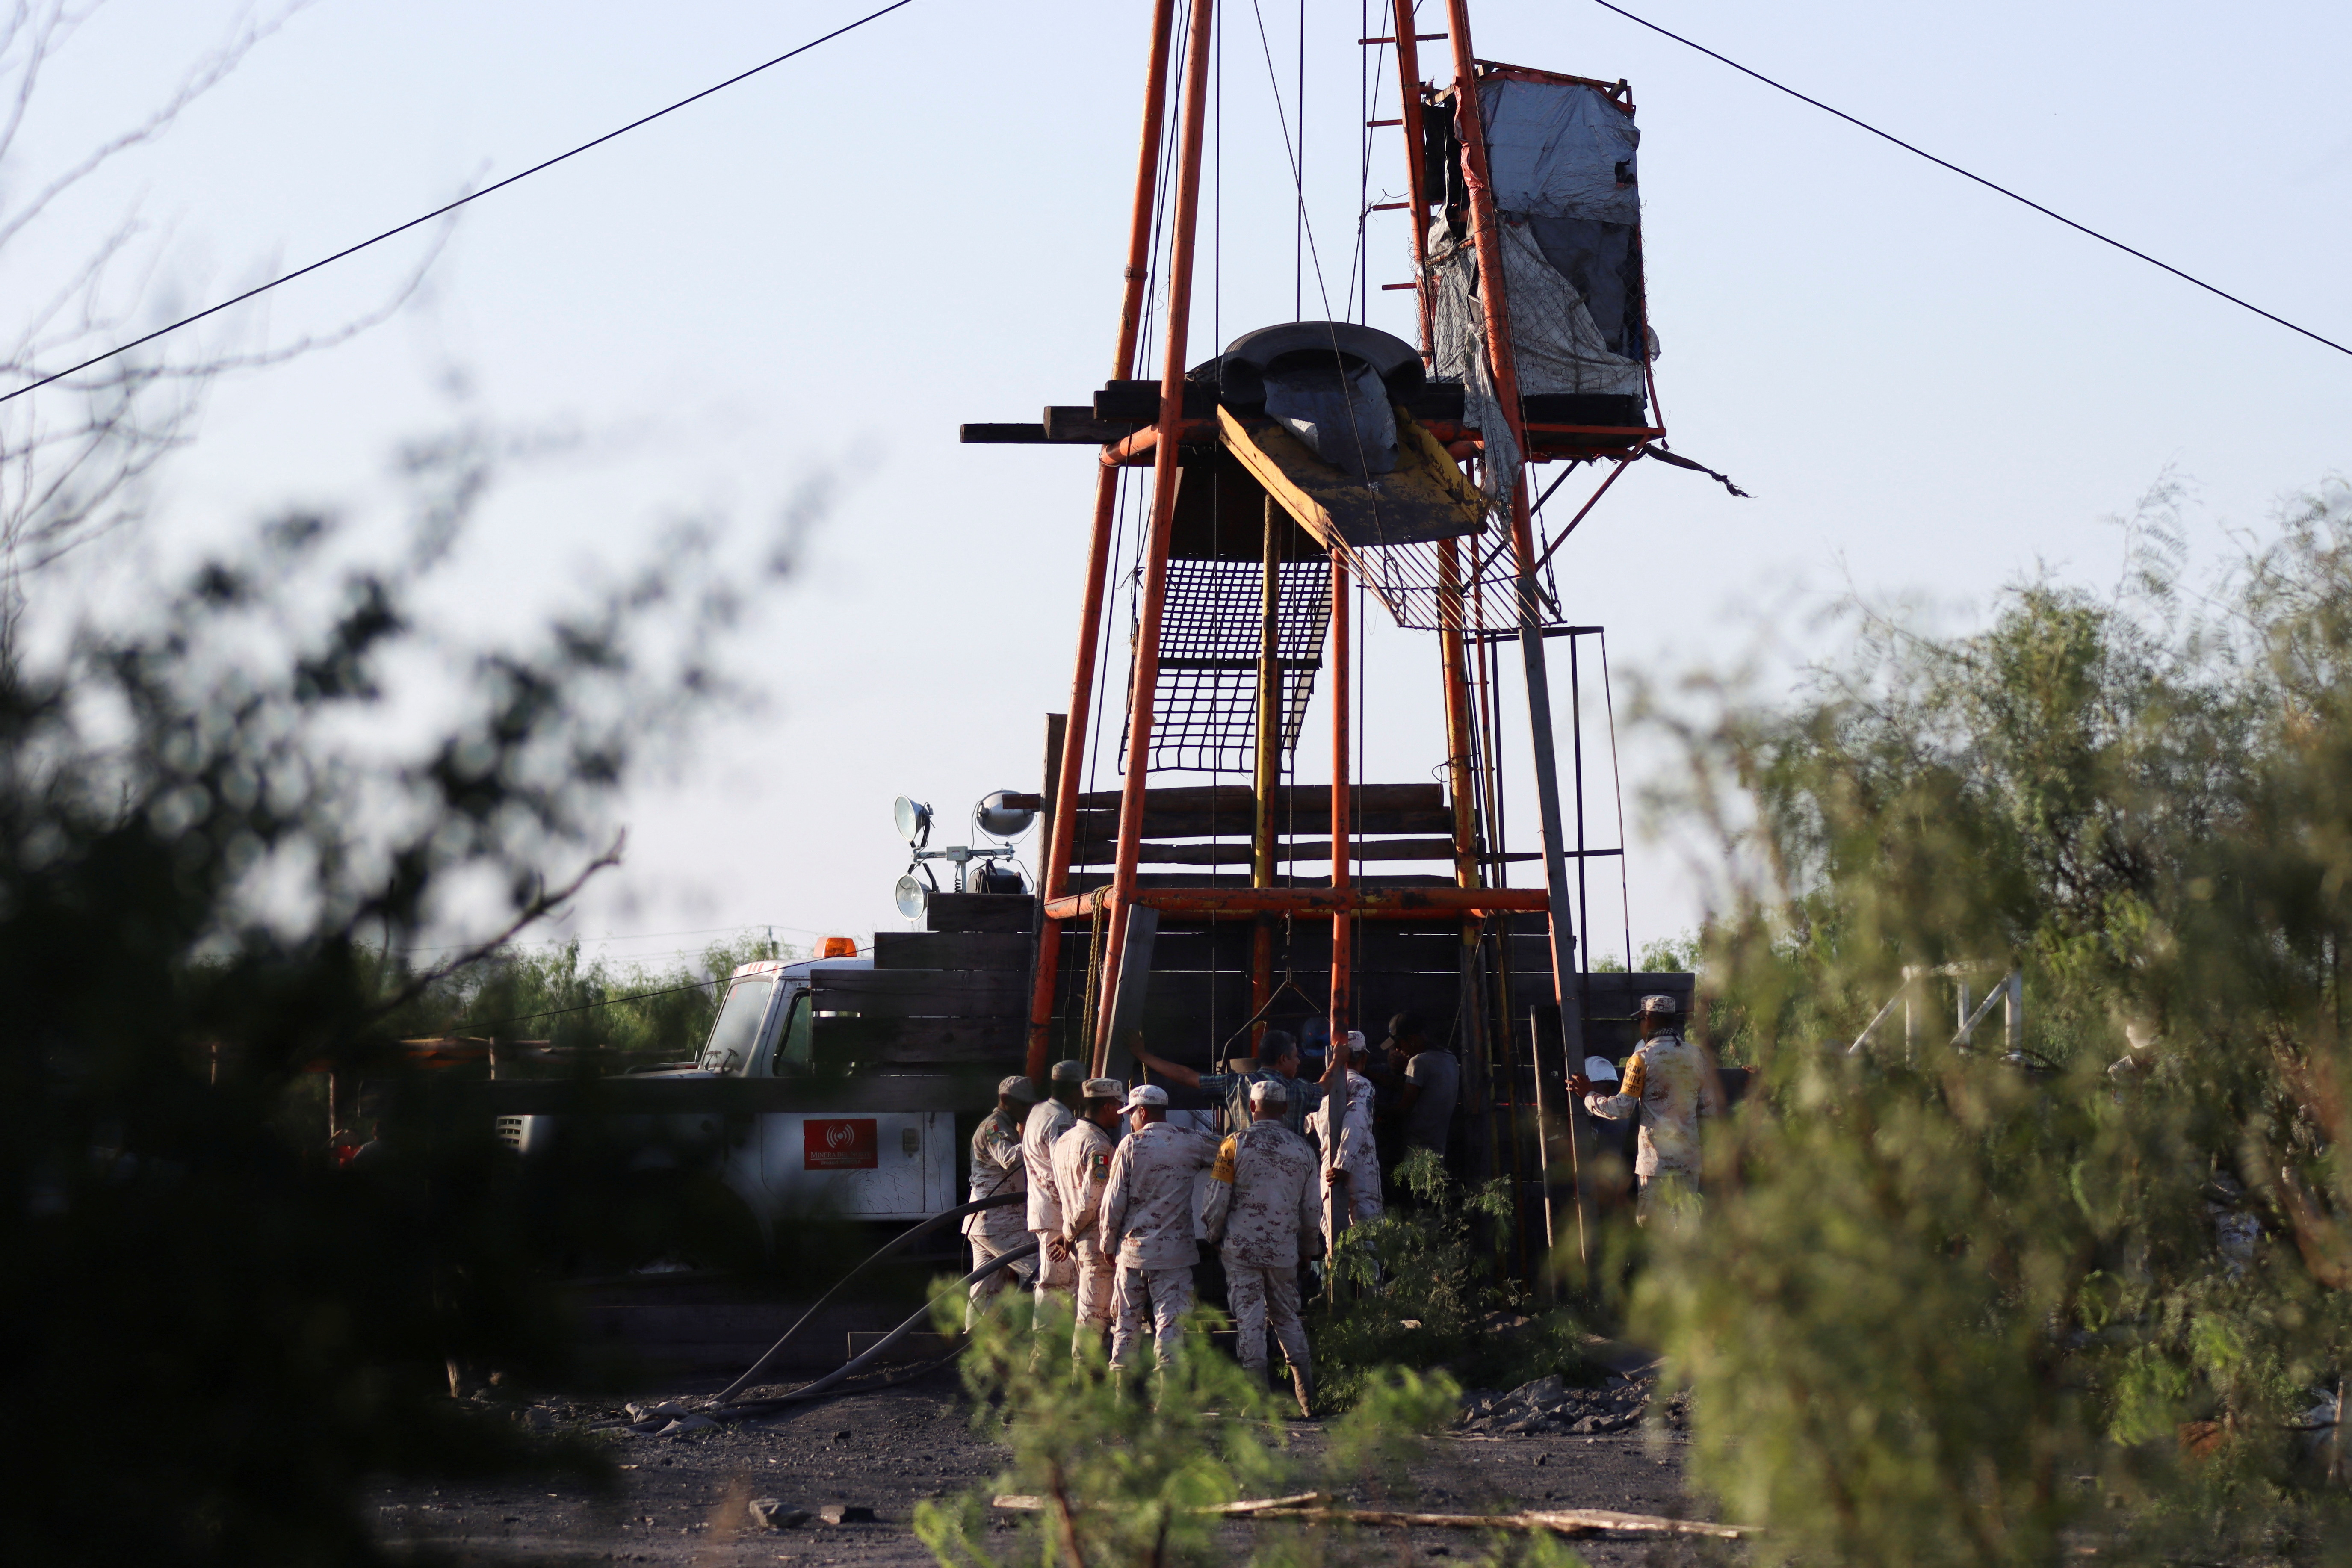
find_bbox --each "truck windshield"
[699,976,775,1074]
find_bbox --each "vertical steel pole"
[1328,552,1354,1038]
[1092,0,1220,1061]
[1436,540,1480,891]
[1250,499,1282,1052]
[1570,633,1590,995]
[1025,0,1185,1082]
[1444,0,1588,1273]
[1436,536,1494,1183]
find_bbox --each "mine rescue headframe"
[986,0,1661,1264]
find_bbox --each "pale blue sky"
[13,0,2350,970]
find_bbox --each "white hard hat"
[1123,1084,1169,1111]
[1583,1055,1621,1084]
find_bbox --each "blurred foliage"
[917,1294,1463,1568]
[378,929,793,1064]
[1317,1150,1595,1411]
[1634,478,2352,1564]
[1592,933,1706,977]
[0,451,780,1562]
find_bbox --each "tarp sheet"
[1426,77,1651,506]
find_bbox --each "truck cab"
[494,892,1039,1260]
[690,954,958,1225]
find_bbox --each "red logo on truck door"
[804,1118,878,1170]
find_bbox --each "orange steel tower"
[961,0,1676,1269]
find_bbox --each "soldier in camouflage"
[963,1075,1036,1325]
[1023,1060,1087,1332]
[1308,1029,1383,1249]
[1052,1077,1125,1364]
[1097,1083,1218,1372]
[1570,994,1721,1224]
[1202,1077,1322,1416]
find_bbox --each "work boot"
[1290,1363,1315,1420]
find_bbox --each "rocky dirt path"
[374,1370,1730,1566]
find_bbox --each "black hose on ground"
[713,1190,1027,1403]
[710,1239,1040,1419]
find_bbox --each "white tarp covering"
[1428,224,1645,504]
[1424,76,1649,506]
[1479,77,1640,224]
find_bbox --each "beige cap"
[1083,1077,1125,1101]
[999,1075,1040,1101]
[1249,1078,1290,1106]
[1638,994,1680,1016]
[1123,1084,1169,1111]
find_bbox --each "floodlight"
[971,861,1026,895]
[974,789,1037,839]
[894,874,929,921]
[893,796,933,848]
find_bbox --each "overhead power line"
[1585,0,2352,360]
[0,0,922,407]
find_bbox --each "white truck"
[488,893,1037,1259]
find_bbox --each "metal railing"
[1848,963,2023,1057]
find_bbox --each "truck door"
[759,1110,953,1219]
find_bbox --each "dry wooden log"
[986,1494,1750,1540]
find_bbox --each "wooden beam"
[1071,783,1443,813]
[872,932,1034,972]
[1045,885,1547,920]
[1068,837,1531,866]
[1068,806,1458,839]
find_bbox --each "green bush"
[918,1292,1465,1568]
[1635,479,2352,1564]
[1317,1149,1596,1411]
[0,462,778,1561]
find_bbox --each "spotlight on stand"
[894,874,929,921]
[969,861,1026,895]
[887,788,1031,909]
[974,789,1040,840]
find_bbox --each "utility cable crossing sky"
[1583,0,2352,360]
[0,0,2341,407]
[0,0,923,407]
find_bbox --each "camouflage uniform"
[1053,1104,1120,1360]
[1201,1118,1321,1381]
[1583,1021,1720,1223]
[1307,1067,1383,1237]
[1097,1113,1218,1369]
[1022,1096,1078,1316]
[962,1105,1030,1322]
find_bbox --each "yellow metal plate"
[1216,405,1486,550]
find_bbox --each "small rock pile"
[1455,1374,1653,1435]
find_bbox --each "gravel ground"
[373,1370,1733,1567]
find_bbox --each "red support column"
[1024,0,1182,1083]
[1090,0,1219,1067]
